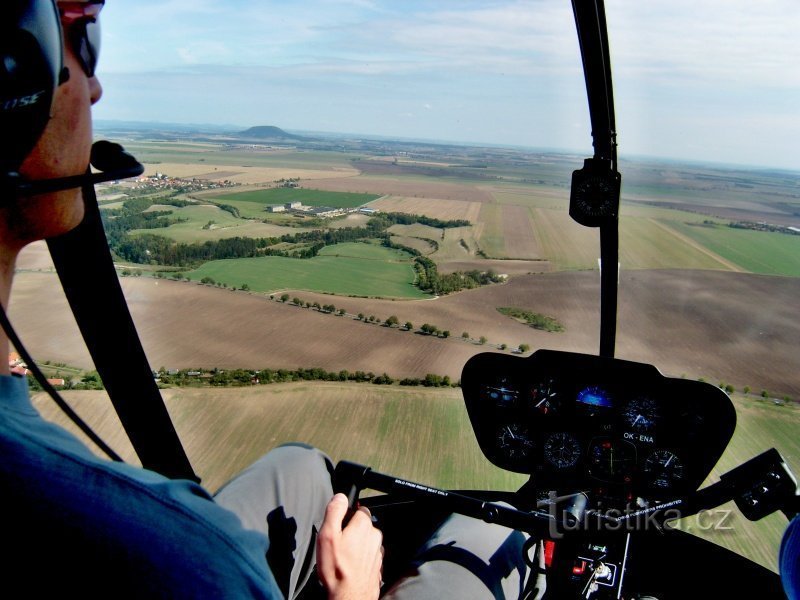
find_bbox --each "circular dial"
[569,168,620,227]
[543,432,582,469]
[588,438,637,482]
[622,396,660,432]
[483,379,519,407]
[576,385,614,417]
[530,379,559,414]
[497,424,535,460]
[643,450,685,490]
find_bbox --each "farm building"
[267,205,286,213]
[308,206,344,217]
[284,201,302,209]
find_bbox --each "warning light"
[573,560,587,575]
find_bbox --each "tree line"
[154,366,458,388]
[104,199,471,270]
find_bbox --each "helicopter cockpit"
[2,0,798,599]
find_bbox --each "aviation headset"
[1,0,65,173]
[0,0,142,199]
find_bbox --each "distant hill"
[238,125,306,141]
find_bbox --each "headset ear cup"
[1,0,63,172]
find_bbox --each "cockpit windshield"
[11,0,798,577]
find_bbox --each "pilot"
[0,2,530,598]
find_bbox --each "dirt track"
[10,244,800,399]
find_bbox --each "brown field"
[301,175,495,204]
[367,195,483,223]
[389,236,436,255]
[491,186,566,209]
[10,243,800,400]
[328,213,372,229]
[502,205,542,259]
[141,163,358,185]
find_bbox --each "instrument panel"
[461,350,736,502]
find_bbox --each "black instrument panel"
[461,350,736,502]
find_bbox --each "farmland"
[211,187,380,209]
[185,242,427,298]
[32,382,800,573]
[14,129,800,577]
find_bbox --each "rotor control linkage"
[333,460,557,538]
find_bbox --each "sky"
[94,0,800,171]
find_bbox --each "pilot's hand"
[317,493,384,600]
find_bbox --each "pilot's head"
[1,0,104,251]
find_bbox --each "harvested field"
[10,249,800,400]
[532,208,600,270]
[437,259,550,276]
[502,205,541,259]
[301,176,495,204]
[389,236,436,255]
[476,204,504,257]
[142,163,357,185]
[491,186,566,209]
[369,196,483,223]
[328,213,371,229]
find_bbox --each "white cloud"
[95,0,799,169]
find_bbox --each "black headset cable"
[0,300,123,462]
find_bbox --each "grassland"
[34,382,799,573]
[130,204,300,242]
[185,242,428,298]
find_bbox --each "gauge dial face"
[543,432,582,469]
[497,424,535,460]
[622,396,660,432]
[483,379,519,407]
[644,450,685,489]
[530,379,559,414]
[588,438,637,482]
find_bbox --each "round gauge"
[543,432,582,469]
[497,424,535,460]
[569,168,620,227]
[530,379,559,414]
[483,379,519,407]
[587,438,637,482]
[622,396,660,432]
[576,386,614,417]
[643,450,685,490]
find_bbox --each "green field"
[671,222,800,276]
[618,217,735,270]
[41,383,800,573]
[129,204,300,242]
[211,187,380,209]
[186,242,428,298]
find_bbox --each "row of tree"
[154,367,459,388]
